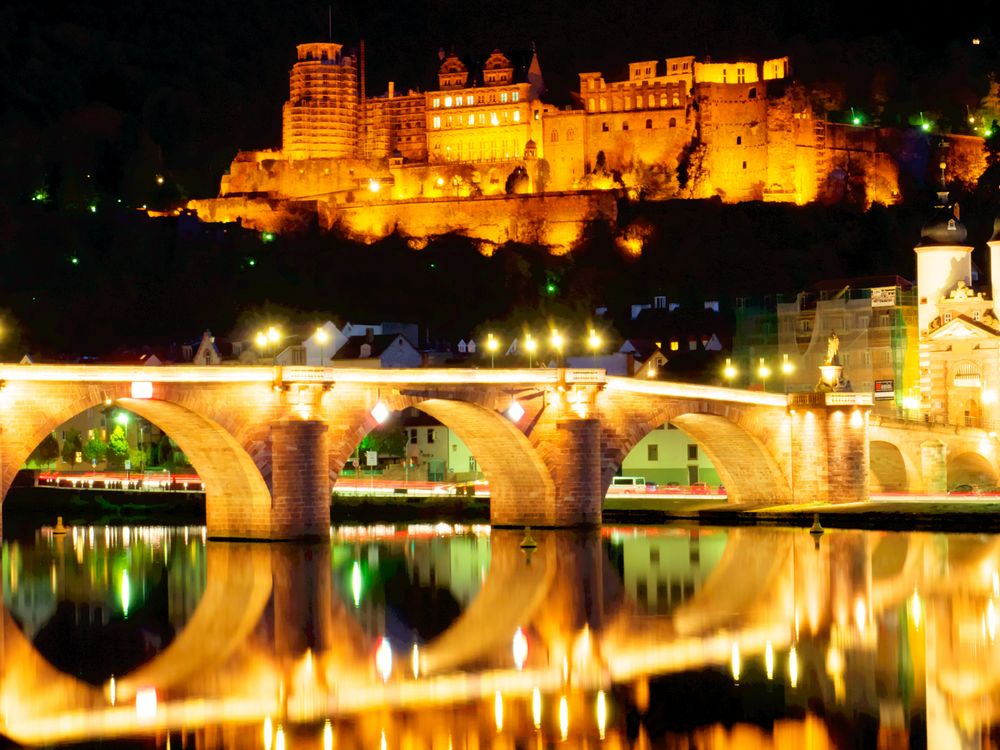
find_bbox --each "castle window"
[446,115,452,127]
[490,112,499,125]
[444,96,452,107]
[588,98,596,112]
[432,98,440,108]
[432,116,441,128]
[682,61,689,70]
[672,94,680,106]
[748,87,757,99]
[660,93,668,107]
[742,160,747,169]
[671,63,678,72]
[944,312,953,323]
[645,66,651,75]
[602,122,609,132]
[622,121,629,130]
[737,68,746,83]
[513,110,520,122]
[722,69,727,83]
[500,91,509,103]
[636,95,643,109]
[647,94,655,108]
[600,97,607,111]
[468,114,475,125]
[646,118,653,129]
[974,310,982,321]
[589,79,596,91]
[512,91,519,101]
[478,113,486,125]
[736,136,742,145]
[669,117,676,127]
[566,128,575,140]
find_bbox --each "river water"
[0,522,995,748]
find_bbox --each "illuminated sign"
[874,379,895,400]
[871,287,896,308]
[130,381,154,399]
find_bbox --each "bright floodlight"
[368,178,381,193]
[256,331,267,347]
[781,354,794,375]
[512,627,528,669]
[135,688,157,721]
[550,329,564,351]
[371,401,390,424]
[506,400,525,422]
[116,412,129,426]
[315,327,330,344]
[758,358,771,379]
[524,335,537,353]
[487,333,499,352]
[267,326,280,343]
[588,328,601,351]
[723,358,737,380]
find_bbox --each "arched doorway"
[870,441,910,492]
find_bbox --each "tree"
[28,434,60,468]
[83,437,108,465]
[359,427,407,459]
[107,425,129,468]
[60,428,83,466]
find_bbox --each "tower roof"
[918,193,969,247]
[990,215,1000,244]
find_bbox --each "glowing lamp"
[731,642,741,681]
[315,327,330,344]
[765,640,774,680]
[723,358,737,381]
[412,643,420,678]
[596,690,607,740]
[368,178,381,193]
[512,627,528,669]
[487,333,499,352]
[371,401,390,424]
[275,726,285,750]
[532,687,542,729]
[789,646,799,688]
[135,687,157,721]
[550,329,564,351]
[264,717,274,750]
[267,326,280,343]
[588,328,601,351]
[506,399,525,422]
[781,354,794,375]
[375,637,393,681]
[757,360,771,379]
[256,331,268,348]
[323,721,333,750]
[494,691,503,732]
[524,335,537,353]
[559,695,569,740]
[130,381,153,399]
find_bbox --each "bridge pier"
[269,419,330,539]
[790,395,871,503]
[921,440,948,494]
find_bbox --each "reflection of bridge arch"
[600,398,792,504]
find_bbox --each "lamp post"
[781,353,795,393]
[757,357,771,392]
[524,334,537,369]
[315,327,330,366]
[486,333,499,368]
[587,328,602,367]
[723,357,738,387]
[550,329,565,368]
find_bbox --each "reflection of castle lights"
[412,643,420,678]
[135,688,157,722]
[988,600,997,642]
[789,646,799,688]
[376,637,393,681]
[911,590,922,630]
[512,627,528,669]
[108,676,116,706]
[559,695,569,740]
[121,569,131,617]
[532,687,542,729]
[494,691,504,732]
[765,640,774,680]
[351,561,362,607]
[854,597,867,633]
[380,730,387,750]
[730,642,741,682]
[323,720,333,750]
[275,726,285,750]
[596,690,608,740]
[264,717,273,750]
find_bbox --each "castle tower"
[282,42,359,160]
[915,193,973,332]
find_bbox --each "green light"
[121,569,130,618]
[247,258,256,267]
[31,189,47,202]
[89,204,97,213]
[546,283,556,295]
[116,412,129,426]
[70,257,79,265]
[430,263,437,269]
[852,116,861,125]
[986,129,995,138]
[921,122,931,132]
[261,231,276,243]
[351,561,362,607]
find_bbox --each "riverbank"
[603,495,1000,532]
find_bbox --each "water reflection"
[1,524,1000,747]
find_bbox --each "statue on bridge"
[824,330,840,366]
[816,330,852,393]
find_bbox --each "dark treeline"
[2,196,987,358]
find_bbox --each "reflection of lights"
[995,572,999,598]
[351,561,362,607]
[596,690,608,739]
[902,395,920,410]
[323,720,333,750]
[264,717,274,750]
[368,178,381,193]
[494,691,504,732]
[731,642,741,681]
[275,726,285,750]
[412,643,420,678]
[988,600,997,641]
[562,656,569,683]
[513,627,528,669]
[135,688,157,721]
[765,640,774,680]
[121,569,130,617]
[371,401,390,424]
[559,695,569,740]
[789,646,799,688]
[532,687,542,729]
[380,730,387,750]
[826,645,844,677]
[911,590,922,629]
[108,676,116,706]
[854,597,867,633]
[375,637,393,681]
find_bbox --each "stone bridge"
[0,365,879,539]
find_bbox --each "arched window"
[566,128,575,141]
[636,95,643,109]
[551,130,559,142]
[647,94,655,108]
[645,118,653,129]
[659,93,668,107]
[668,117,676,128]
[955,361,983,388]
[672,94,680,106]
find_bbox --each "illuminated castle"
[187,40,979,249]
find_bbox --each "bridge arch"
[869,440,913,492]
[947,451,998,489]
[602,400,792,504]
[0,383,273,539]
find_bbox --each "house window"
[974,310,982,321]
[432,98,440,108]
[432,116,441,128]
[687,444,698,461]
[588,99,596,112]
[409,430,418,444]
[722,69,727,83]
[654,295,667,308]
[647,444,659,461]
[513,110,520,122]
[645,118,653,129]
[670,341,679,351]
[944,312,953,323]
[427,429,436,443]
[512,91,519,101]
[444,96,452,107]
[500,92,508,103]
[737,68,745,83]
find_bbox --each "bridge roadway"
[2,527,1000,745]
[7,363,969,539]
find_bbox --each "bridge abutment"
[790,395,871,503]
[269,419,330,539]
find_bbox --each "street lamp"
[550,329,564,367]
[486,333,499,368]
[587,328,602,367]
[758,358,771,392]
[524,334,537,369]
[723,357,737,386]
[315,327,330,366]
[781,353,795,392]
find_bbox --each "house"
[330,333,422,368]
